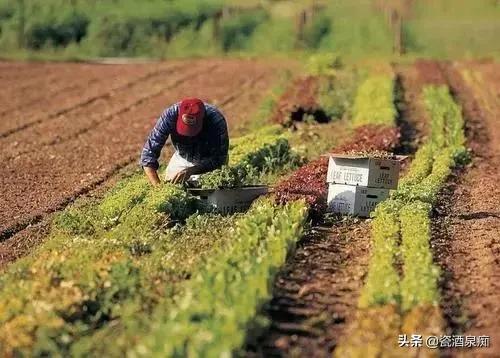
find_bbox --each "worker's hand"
[144,166,161,186]
[171,167,199,185]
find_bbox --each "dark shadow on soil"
[456,211,500,220]
[290,108,330,124]
[393,71,418,156]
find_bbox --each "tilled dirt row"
[0,61,217,161]
[0,62,188,137]
[0,63,146,115]
[0,61,69,82]
[0,59,287,247]
[432,63,500,357]
[248,221,372,357]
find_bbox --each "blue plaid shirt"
[140,102,229,171]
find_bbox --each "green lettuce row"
[46,214,239,357]
[395,148,455,205]
[228,125,283,165]
[132,198,308,357]
[352,75,397,128]
[394,85,468,204]
[356,85,466,308]
[400,202,440,311]
[347,71,400,308]
[355,85,465,309]
[397,143,434,189]
[97,174,150,227]
[423,85,467,153]
[199,132,302,189]
[0,184,200,356]
[358,200,402,308]
[54,173,150,235]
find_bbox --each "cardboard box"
[187,186,268,215]
[327,184,390,217]
[326,154,403,189]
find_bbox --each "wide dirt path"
[0,58,290,248]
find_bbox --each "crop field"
[0,58,292,249]
[1,0,500,352]
[0,56,498,357]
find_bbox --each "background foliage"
[0,0,498,59]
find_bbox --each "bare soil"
[0,58,292,266]
[247,219,372,357]
[431,62,500,357]
[271,76,327,126]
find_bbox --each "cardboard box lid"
[324,153,408,161]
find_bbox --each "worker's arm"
[140,104,177,185]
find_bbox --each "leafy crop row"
[400,202,440,311]
[358,200,401,308]
[359,85,466,308]
[0,196,307,356]
[352,75,397,128]
[198,127,302,188]
[133,198,308,356]
[0,182,201,356]
[55,174,150,234]
[396,85,466,309]
[337,84,467,354]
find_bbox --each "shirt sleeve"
[140,104,177,170]
[197,108,229,172]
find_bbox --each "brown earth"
[271,76,326,126]
[247,219,372,357]
[0,58,294,266]
[0,63,146,116]
[0,62,185,137]
[394,63,433,152]
[431,62,500,357]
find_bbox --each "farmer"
[140,98,229,185]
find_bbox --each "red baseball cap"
[177,98,205,137]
